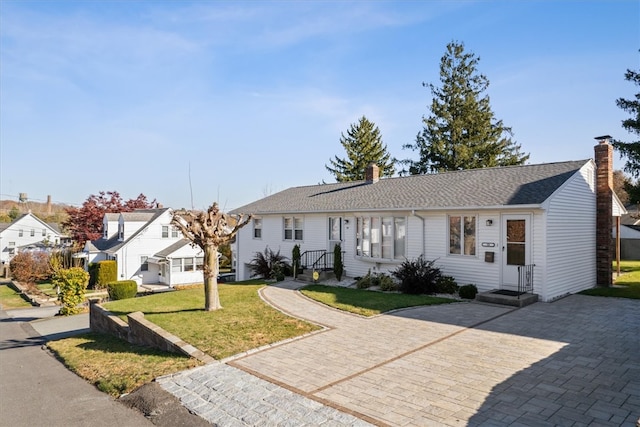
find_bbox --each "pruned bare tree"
[172,202,252,311]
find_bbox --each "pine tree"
[402,41,529,174]
[326,116,395,182]
[612,64,640,204]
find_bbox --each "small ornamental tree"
[292,244,301,276]
[54,267,90,316]
[333,244,344,281]
[172,203,252,311]
[9,252,52,287]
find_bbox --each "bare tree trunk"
[204,245,221,311]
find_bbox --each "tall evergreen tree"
[326,116,395,182]
[402,41,529,175]
[612,64,640,204]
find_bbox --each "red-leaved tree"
[63,191,157,247]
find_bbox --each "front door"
[501,215,531,290]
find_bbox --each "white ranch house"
[0,212,66,265]
[232,139,624,302]
[83,208,203,287]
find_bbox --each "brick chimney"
[365,163,379,184]
[594,135,613,287]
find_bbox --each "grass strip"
[0,283,32,309]
[300,284,457,317]
[580,260,640,299]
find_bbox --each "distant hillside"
[0,199,71,224]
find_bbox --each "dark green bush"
[356,270,374,289]
[88,263,98,288]
[107,280,138,300]
[436,275,459,294]
[249,248,290,279]
[96,260,117,289]
[459,284,478,299]
[333,244,344,281]
[378,274,397,291]
[356,271,395,290]
[292,245,301,276]
[392,256,442,295]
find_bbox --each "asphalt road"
[0,308,155,427]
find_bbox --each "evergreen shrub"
[107,280,138,300]
[459,284,478,299]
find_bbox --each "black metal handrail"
[517,264,535,298]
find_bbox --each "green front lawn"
[0,283,32,309]
[300,284,457,317]
[103,281,319,360]
[580,260,640,299]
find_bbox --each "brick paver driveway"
[227,282,639,426]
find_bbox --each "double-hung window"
[449,215,476,256]
[356,216,405,260]
[253,218,262,239]
[171,226,179,238]
[42,229,46,237]
[30,229,35,237]
[18,229,23,237]
[283,217,303,241]
[162,225,169,238]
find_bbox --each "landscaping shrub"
[392,256,442,295]
[249,248,290,279]
[292,245,301,276]
[333,244,344,281]
[88,263,98,288]
[95,260,117,289]
[107,280,138,300]
[54,267,90,316]
[9,252,52,287]
[459,284,478,300]
[356,270,395,291]
[436,275,459,294]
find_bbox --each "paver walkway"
[159,280,640,426]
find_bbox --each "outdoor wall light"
[486,219,493,226]
[344,219,350,224]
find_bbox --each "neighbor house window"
[42,229,46,237]
[8,242,15,247]
[253,218,262,239]
[18,229,23,237]
[140,256,149,271]
[183,258,194,272]
[356,216,405,259]
[196,257,204,270]
[30,229,35,237]
[284,217,303,241]
[162,225,169,238]
[449,215,476,256]
[118,223,124,240]
[103,227,108,239]
[171,226,179,238]
[171,258,181,272]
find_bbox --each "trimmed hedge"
[95,260,117,289]
[459,284,478,300]
[107,280,138,300]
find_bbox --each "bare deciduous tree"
[172,202,252,311]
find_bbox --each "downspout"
[411,210,425,257]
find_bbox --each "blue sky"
[1,1,638,211]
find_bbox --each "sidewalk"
[4,305,91,340]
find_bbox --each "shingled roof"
[232,160,590,215]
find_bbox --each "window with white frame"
[183,257,194,272]
[30,229,35,237]
[196,257,204,270]
[118,223,124,240]
[42,229,46,237]
[140,256,149,271]
[253,218,262,239]
[449,215,476,256]
[18,229,23,237]
[283,217,303,241]
[171,226,179,238]
[162,225,169,238]
[329,217,342,242]
[8,242,15,247]
[171,258,181,272]
[356,216,406,260]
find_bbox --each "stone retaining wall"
[89,302,213,364]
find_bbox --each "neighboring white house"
[0,212,65,264]
[232,139,625,302]
[83,208,204,287]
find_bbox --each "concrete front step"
[295,270,335,283]
[476,290,539,307]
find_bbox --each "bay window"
[356,216,406,260]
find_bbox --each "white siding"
[544,165,596,301]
